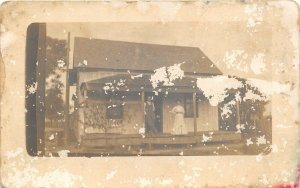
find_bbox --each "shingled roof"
[73,37,222,75]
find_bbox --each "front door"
[145,92,163,133]
[153,94,163,133]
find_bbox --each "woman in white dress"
[170,100,187,135]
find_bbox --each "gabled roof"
[73,37,222,75]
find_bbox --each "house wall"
[75,71,128,139]
[162,93,219,133]
[83,100,144,134]
[77,71,145,134]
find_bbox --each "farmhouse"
[69,37,242,150]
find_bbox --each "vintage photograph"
[27,22,272,157]
[2,1,299,187]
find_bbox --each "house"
[69,37,242,151]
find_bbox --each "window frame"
[183,93,199,118]
[105,94,124,120]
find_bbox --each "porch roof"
[73,37,222,75]
[80,74,200,93]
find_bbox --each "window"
[106,96,123,119]
[184,94,199,118]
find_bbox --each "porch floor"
[81,131,242,148]
[48,139,245,157]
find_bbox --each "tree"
[218,76,269,132]
[45,37,67,124]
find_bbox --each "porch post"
[236,99,241,125]
[64,32,71,146]
[141,91,145,132]
[193,92,197,135]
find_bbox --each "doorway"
[145,92,163,133]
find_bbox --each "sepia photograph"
[1,1,299,187]
[27,22,272,157]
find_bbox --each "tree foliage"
[218,77,269,131]
[45,37,67,122]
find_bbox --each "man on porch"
[144,96,158,135]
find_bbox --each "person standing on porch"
[170,100,187,135]
[144,96,158,135]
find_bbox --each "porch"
[77,74,242,136]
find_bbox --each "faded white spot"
[243,89,267,102]
[158,178,173,186]
[110,1,128,8]
[3,149,84,187]
[256,135,267,146]
[6,148,23,159]
[134,177,152,188]
[259,174,270,185]
[196,76,243,106]
[246,138,254,146]
[139,127,145,134]
[202,134,212,142]
[244,4,264,29]
[27,82,38,94]
[271,144,278,153]
[256,154,263,162]
[223,50,249,73]
[236,124,245,133]
[136,1,149,13]
[106,170,117,180]
[156,2,182,21]
[247,79,291,98]
[78,59,88,67]
[33,169,82,188]
[57,59,65,68]
[57,150,70,157]
[8,59,16,65]
[183,175,193,181]
[48,134,55,140]
[220,100,236,119]
[178,160,184,166]
[131,74,143,79]
[250,53,266,74]
[150,63,184,88]
[1,31,17,54]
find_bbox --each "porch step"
[82,131,241,148]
